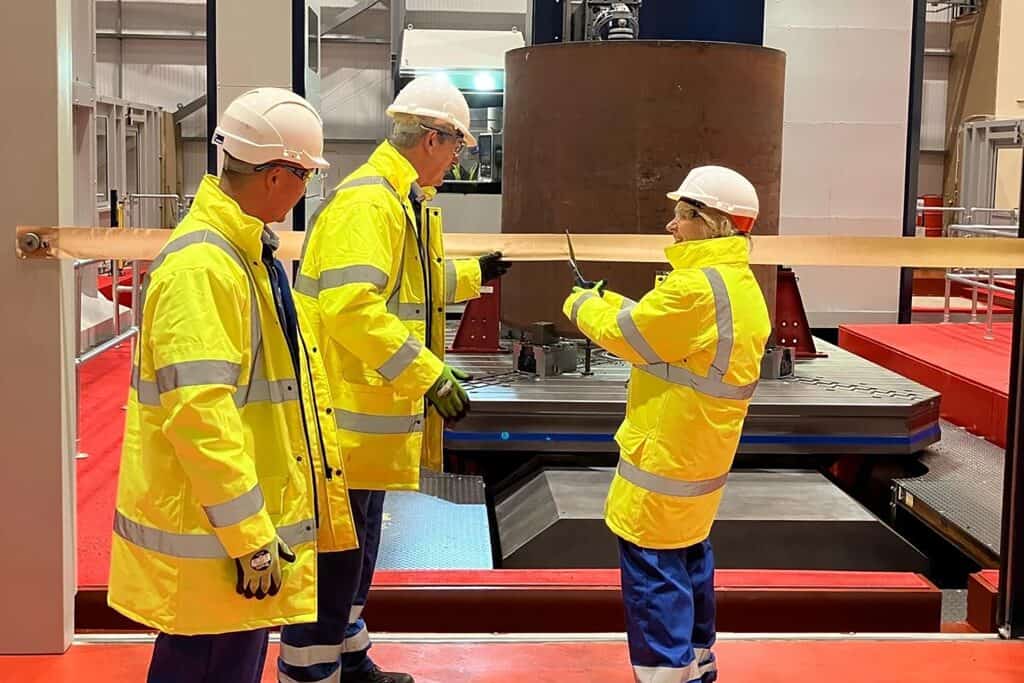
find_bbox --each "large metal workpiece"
[446,339,941,456]
[496,468,929,572]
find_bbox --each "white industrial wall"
[766,1,915,327]
[96,1,395,194]
[920,5,953,196]
[995,0,1024,210]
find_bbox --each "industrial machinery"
[397,28,524,192]
[564,1,643,42]
[512,323,580,378]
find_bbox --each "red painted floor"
[76,341,132,588]
[2,640,1023,682]
[839,322,1010,446]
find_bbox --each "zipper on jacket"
[262,259,322,526]
[411,198,432,348]
[298,326,333,482]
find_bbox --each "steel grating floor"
[893,421,1004,566]
[446,337,941,455]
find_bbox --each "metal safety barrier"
[940,212,1020,338]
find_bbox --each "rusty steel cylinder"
[500,41,785,336]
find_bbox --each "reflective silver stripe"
[130,365,160,406]
[697,650,716,676]
[114,510,315,559]
[139,229,249,315]
[444,259,458,303]
[279,669,339,683]
[620,296,637,312]
[395,302,426,322]
[570,291,599,323]
[376,333,422,381]
[136,228,263,410]
[294,265,390,298]
[300,178,396,265]
[133,369,298,407]
[339,175,400,199]
[242,378,299,405]
[633,662,701,683]
[632,266,756,401]
[385,244,406,316]
[635,362,757,400]
[277,518,318,548]
[350,604,365,622]
[342,624,370,653]
[278,642,342,668]
[702,267,733,378]
[617,458,728,498]
[204,485,265,528]
[114,510,226,558]
[335,409,424,434]
[616,307,661,364]
[155,360,241,394]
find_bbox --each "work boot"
[344,665,414,683]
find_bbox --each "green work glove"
[572,279,608,296]
[235,536,296,600]
[426,365,472,422]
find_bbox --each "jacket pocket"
[342,382,414,417]
[261,476,287,516]
[614,420,649,459]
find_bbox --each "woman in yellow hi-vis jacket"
[563,166,771,683]
[281,76,511,683]
[108,88,356,683]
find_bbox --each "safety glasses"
[420,123,466,155]
[253,162,318,184]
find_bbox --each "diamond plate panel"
[377,480,493,570]
[894,422,1004,556]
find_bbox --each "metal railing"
[926,203,1020,337]
[124,192,191,225]
[73,189,183,459]
[73,256,141,460]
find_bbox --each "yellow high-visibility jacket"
[564,236,770,549]
[295,142,482,490]
[109,175,356,636]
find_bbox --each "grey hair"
[388,115,430,150]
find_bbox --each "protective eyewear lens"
[255,162,317,183]
[421,124,465,154]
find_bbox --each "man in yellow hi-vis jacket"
[563,166,771,683]
[280,76,510,683]
[109,88,356,683]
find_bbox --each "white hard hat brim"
[458,125,478,148]
[303,152,331,171]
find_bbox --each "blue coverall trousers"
[619,537,718,683]
[147,629,269,683]
[278,489,385,682]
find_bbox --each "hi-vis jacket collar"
[666,235,751,271]
[191,175,266,264]
[369,142,438,202]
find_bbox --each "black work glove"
[235,537,296,600]
[479,251,511,282]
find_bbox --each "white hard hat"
[668,165,759,233]
[213,87,329,171]
[387,75,477,147]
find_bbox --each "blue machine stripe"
[446,423,942,448]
